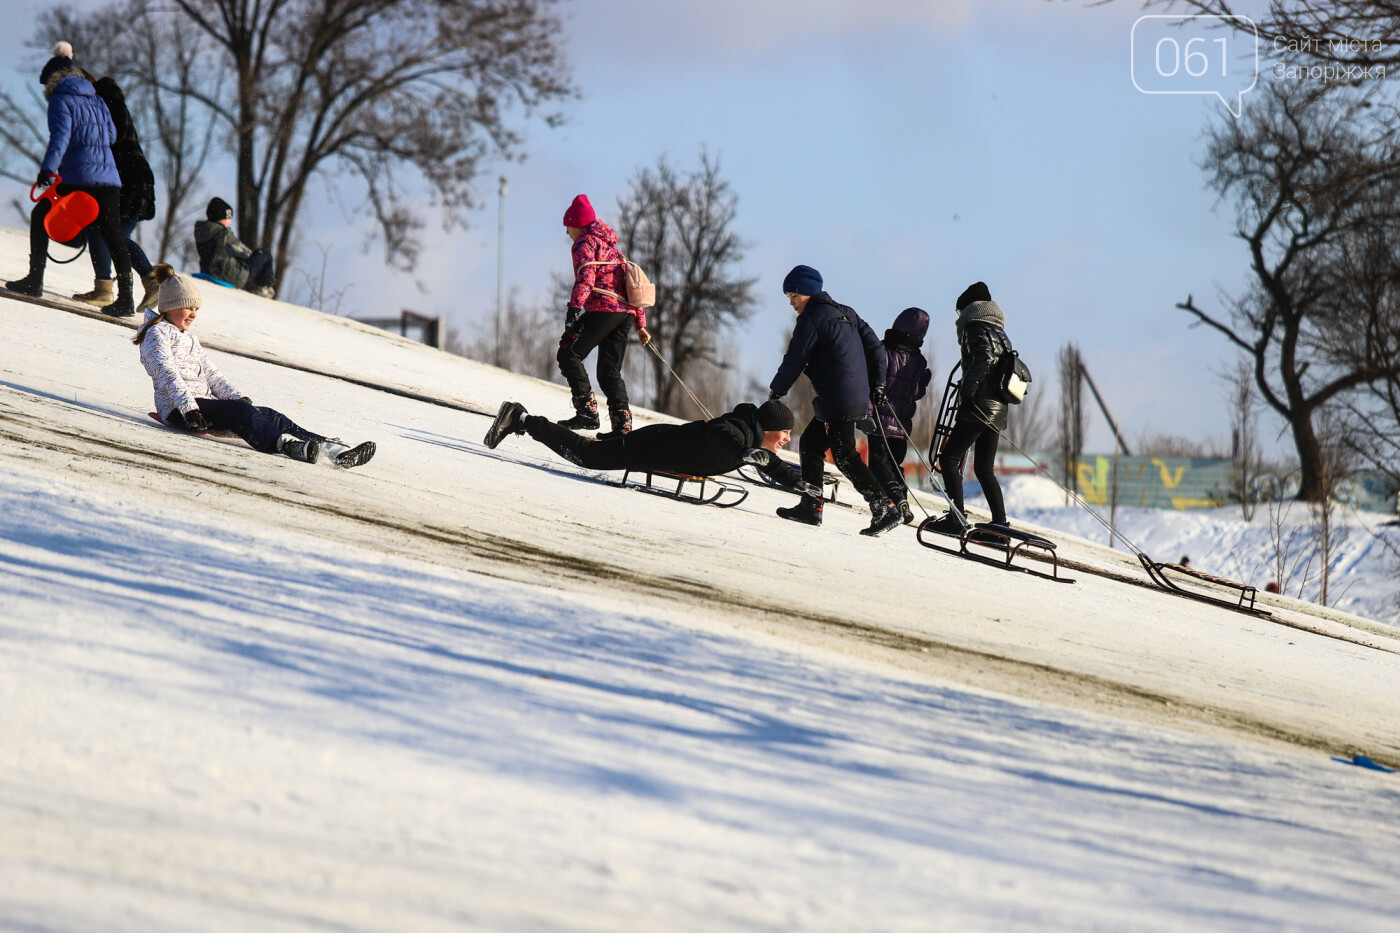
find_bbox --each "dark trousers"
[89,217,153,279]
[937,413,1006,524]
[167,398,324,454]
[244,249,274,291]
[557,311,632,412]
[523,415,626,469]
[798,417,886,505]
[31,184,130,280]
[865,428,909,504]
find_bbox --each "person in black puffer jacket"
[767,264,902,537]
[73,77,158,309]
[484,398,810,496]
[931,281,1013,532]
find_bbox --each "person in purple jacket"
[3,42,136,318]
[768,264,902,538]
[862,307,933,524]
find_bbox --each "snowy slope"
[2,229,1399,931]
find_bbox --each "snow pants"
[166,397,325,454]
[865,427,909,505]
[557,311,632,413]
[798,417,887,506]
[937,413,1006,524]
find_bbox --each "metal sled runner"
[916,519,1075,583]
[1137,554,1270,617]
[619,469,749,508]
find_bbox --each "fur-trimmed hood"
[44,67,89,100]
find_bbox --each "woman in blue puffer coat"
[3,42,135,317]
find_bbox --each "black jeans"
[31,184,130,280]
[864,425,909,504]
[798,417,886,505]
[557,311,633,411]
[167,398,324,454]
[936,413,1006,524]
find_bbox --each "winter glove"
[564,306,583,333]
[871,386,888,411]
[768,389,782,401]
[799,481,825,499]
[183,410,210,432]
[741,448,773,467]
[35,169,52,189]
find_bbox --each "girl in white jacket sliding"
[135,263,375,468]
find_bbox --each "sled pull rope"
[959,403,1150,558]
[646,342,715,421]
[872,398,968,528]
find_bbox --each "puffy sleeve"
[199,339,242,400]
[569,236,598,308]
[769,315,817,399]
[40,97,72,176]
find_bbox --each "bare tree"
[1224,358,1263,519]
[2,0,573,290]
[452,291,563,383]
[1056,344,1085,505]
[614,152,757,419]
[1178,80,1400,501]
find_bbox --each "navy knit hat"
[956,281,991,311]
[757,399,795,432]
[207,197,233,222]
[782,264,822,296]
[39,41,74,86]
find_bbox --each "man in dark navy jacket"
[767,265,902,537]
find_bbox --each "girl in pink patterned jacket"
[555,194,650,438]
[134,264,375,468]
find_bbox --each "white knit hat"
[157,269,202,313]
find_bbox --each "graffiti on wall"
[1050,456,1398,513]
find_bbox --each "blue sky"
[5,0,1294,454]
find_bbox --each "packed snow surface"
[2,226,1399,931]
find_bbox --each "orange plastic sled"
[31,173,99,245]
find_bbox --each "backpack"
[583,256,656,308]
[998,350,1032,404]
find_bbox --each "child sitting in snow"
[134,263,375,468]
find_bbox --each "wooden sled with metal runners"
[1138,554,1270,617]
[618,469,749,508]
[916,518,1075,583]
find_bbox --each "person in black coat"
[73,77,158,309]
[767,265,901,537]
[484,398,810,491]
[929,281,1013,533]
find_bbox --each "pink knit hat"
[563,194,596,228]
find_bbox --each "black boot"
[921,511,967,536]
[558,393,600,430]
[484,401,527,449]
[777,495,824,526]
[860,499,903,537]
[596,408,631,440]
[101,272,135,318]
[4,269,44,298]
[898,500,914,525]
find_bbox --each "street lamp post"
[495,174,508,367]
